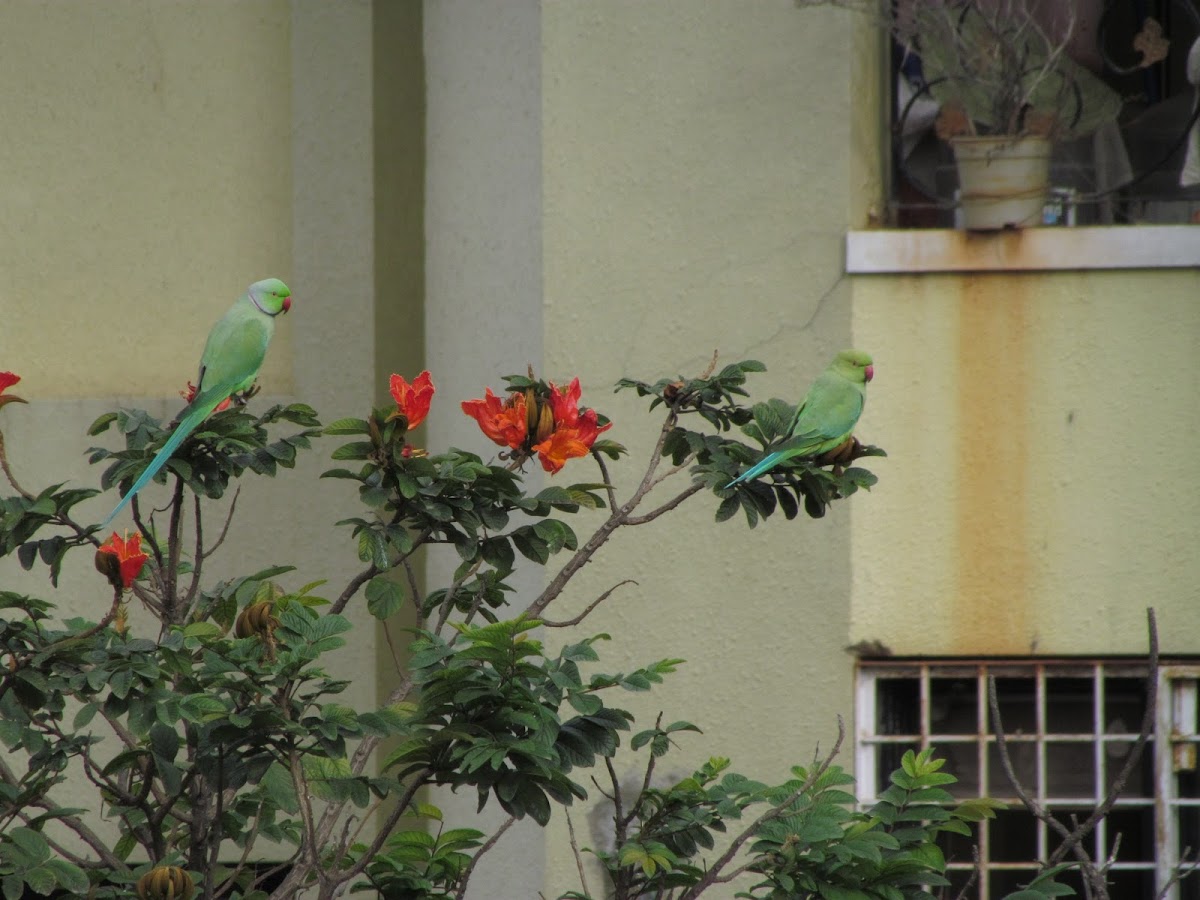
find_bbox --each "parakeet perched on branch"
[727,349,873,488]
[103,278,292,526]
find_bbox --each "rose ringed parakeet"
[727,349,873,488]
[102,278,292,526]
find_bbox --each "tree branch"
[538,580,638,628]
[1046,607,1159,867]
[527,410,697,620]
[454,815,517,900]
[681,717,846,898]
[201,487,240,559]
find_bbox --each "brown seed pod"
[136,865,195,900]
[94,548,124,591]
[234,601,279,639]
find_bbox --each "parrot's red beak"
[864,364,874,382]
[282,296,292,314]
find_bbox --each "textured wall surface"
[538,2,860,896]
[851,270,1200,656]
[423,1,547,895]
[0,2,294,397]
[0,0,385,859]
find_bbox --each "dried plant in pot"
[802,0,1126,229]
[909,0,1124,228]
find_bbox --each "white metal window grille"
[856,661,1200,899]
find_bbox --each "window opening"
[890,0,1200,227]
[857,661,1200,898]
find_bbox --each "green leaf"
[568,692,602,715]
[511,530,550,564]
[332,441,376,461]
[358,529,390,569]
[366,576,405,619]
[16,543,37,571]
[714,494,739,523]
[325,417,371,435]
[357,706,410,737]
[21,867,55,896]
[7,828,50,866]
[73,703,99,730]
[87,412,119,435]
[179,694,228,722]
[260,762,300,814]
[41,859,89,893]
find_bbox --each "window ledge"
[845,225,1198,274]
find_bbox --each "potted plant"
[808,0,1125,229]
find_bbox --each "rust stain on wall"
[953,274,1031,653]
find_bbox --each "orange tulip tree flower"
[461,388,529,451]
[96,531,149,591]
[462,375,611,474]
[532,378,611,474]
[389,371,435,429]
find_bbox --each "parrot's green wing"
[727,350,871,488]
[785,368,865,450]
[102,279,291,527]
[194,301,275,397]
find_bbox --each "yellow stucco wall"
[851,270,1200,656]
[0,2,293,397]
[0,0,392,862]
[539,2,862,895]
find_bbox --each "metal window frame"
[856,660,1185,898]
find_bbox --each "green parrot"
[727,349,873,488]
[102,278,292,526]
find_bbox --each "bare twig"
[622,482,705,527]
[1045,608,1158,867]
[453,815,518,900]
[988,676,1105,897]
[0,429,34,500]
[317,768,433,899]
[1157,847,1200,900]
[330,563,379,616]
[0,756,128,872]
[201,487,240,559]
[381,619,405,672]
[593,451,619,513]
[606,756,626,839]
[401,557,425,628]
[211,799,267,899]
[538,579,638,628]
[288,748,323,872]
[679,716,846,898]
[527,410,693,621]
[951,844,981,900]
[620,712,665,832]
[987,608,1161,900]
[435,558,485,637]
[164,476,186,624]
[565,812,594,899]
